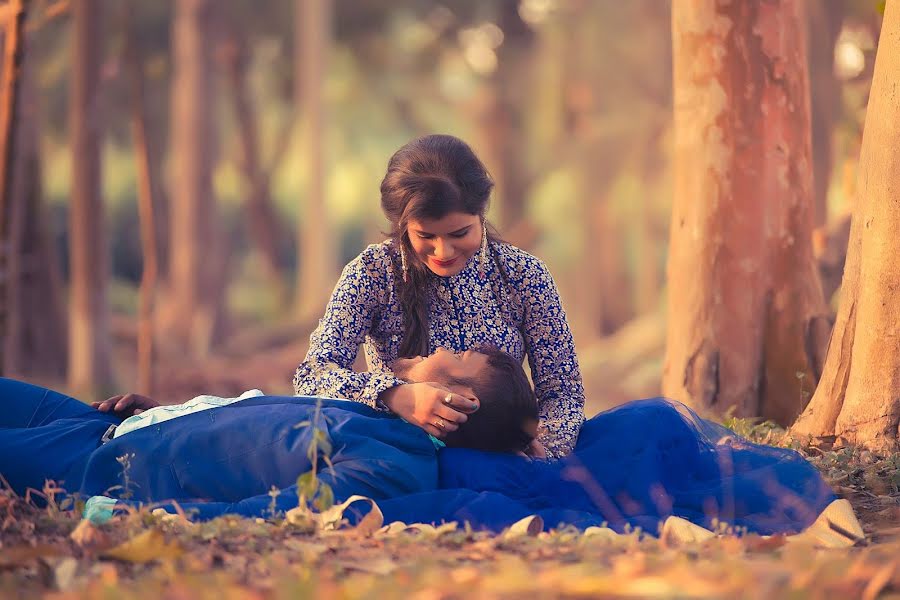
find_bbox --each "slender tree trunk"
[807,0,845,228]
[68,0,113,394]
[484,1,534,232]
[294,0,335,323]
[222,30,289,309]
[6,54,67,379]
[663,0,830,425]
[791,0,900,452]
[123,5,158,395]
[163,0,224,357]
[0,0,26,376]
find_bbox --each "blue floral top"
[292,240,585,458]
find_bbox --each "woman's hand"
[379,382,478,438]
[91,393,161,418]
[523,439,547,459]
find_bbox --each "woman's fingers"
[429,413,460,433]
[439,391,479,414]
[435,404,467,425]
[526,439,547,459]
[423,422,447,438]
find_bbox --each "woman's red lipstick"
[431,257,457,267]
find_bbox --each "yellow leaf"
[503,515,543,540]
[317,495,383,534]
[101,528,183,564]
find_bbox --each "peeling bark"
[663,0,829,425]
[792,0,900,452]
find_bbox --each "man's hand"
[91,393,160,418]
[379,382,478,438]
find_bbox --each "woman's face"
[406,212,482,277]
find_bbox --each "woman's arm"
[520,256,586,459]
[293,247,405,408]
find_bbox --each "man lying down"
[0,347,537,521]
[0,347,856,540]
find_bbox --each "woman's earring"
[400,243,409,283]
[479,221,489,277]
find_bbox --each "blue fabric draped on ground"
[375,399,835,535]
[0,377,834,534]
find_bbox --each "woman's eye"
[450,231,469,238]
[416,233,434,240]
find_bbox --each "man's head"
[392,347,538,453]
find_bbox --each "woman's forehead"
[408,212,479,234]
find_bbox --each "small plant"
[293,399,336,513]
[113,452,137,501]
[267,485,281,520]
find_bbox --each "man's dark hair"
[442,346,538,453]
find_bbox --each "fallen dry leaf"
[101,528,184,564]
[70,519,112,552]
[52,557,79,592]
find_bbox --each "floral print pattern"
[293,240,585,458]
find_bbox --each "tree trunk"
[791,0,900,453]
[221,30,289,309]
[294,0,336,323]
[123,5,159,395]
[0,0,26,376]
[484,1,534,232]
[6,55,68,379]
[807,0,845,228]
[68,0,114,394]
[162,0,225,357]
[663,0,830,426]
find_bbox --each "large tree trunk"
[161,0,226,357]
[663,0,831,426]
[68,0,114,394]
[791,1,900,453]
[294,0,336,323]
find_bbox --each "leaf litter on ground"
[2,422,900,598]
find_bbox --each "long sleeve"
[520,257,586,459]
[293,248,404,408]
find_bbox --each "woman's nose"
[433,239,453,258]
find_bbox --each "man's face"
[392,347,489,385]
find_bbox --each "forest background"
[7,1,900,597]
[0,0,884,424]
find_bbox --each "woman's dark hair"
[442,347,538,454]
[380,134,497,357]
